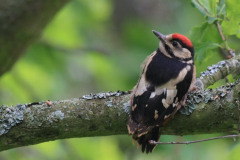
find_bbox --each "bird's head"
[152,30,194,63]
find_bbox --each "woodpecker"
[128,30,196,153]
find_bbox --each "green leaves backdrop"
[1,0,240,159]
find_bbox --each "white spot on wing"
[164,114,171,120]
[186,65,191,71]
[154,110,158,120]
[166,89,178,104]
[161,89,178,109]
[175,97,178,103]
[132,104,137,111]
[150,92,155,98]
[172,102,178,107]
[173,97,179,108]
[162,98,169,108]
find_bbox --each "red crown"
[172,33,193,47]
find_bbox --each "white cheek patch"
[173,48,191,59]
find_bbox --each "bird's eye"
[172,41,178,47]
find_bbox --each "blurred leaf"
[77,0,112,22]
[221,20,239,36]
[192,0,210,16]
[68,137,123,160]
[206,16,219,23]
[224,0,240,18]
[194,41,220,62]
[192,0,226,23]
[209,0,219,16]
[122,18,156,50]
[217,0,226,15]
[0,73,30,105]
[229,143,240,160]
[221,0,240,36]
[190,22,222,45]
[78,52,129,91]
[42,3,83,48]
[25,43,67,73]
[190,22,223,64]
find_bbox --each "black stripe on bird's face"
[161,45,193,62]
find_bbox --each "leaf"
[190,22,222,45]
[217,0,226,15]
[221,20,239,36]
[192,0,224,23]
[221,0,240,36]
[194,42,221,62]
[190,22,222,63]
[192,0,210,16]
[209,0,219,16]
[192,0,220,16]
[236,32,240,39]
[225,0,240,18]
[206,16,219,23]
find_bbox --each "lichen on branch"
[0,79,240,152]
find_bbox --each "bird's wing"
[128,64,194,137]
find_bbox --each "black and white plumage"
[128,30,196,154]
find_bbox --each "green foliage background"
[0,0,240,159]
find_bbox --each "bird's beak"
[152,30,166,44]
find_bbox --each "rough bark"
[0,0,70,77]
[0,55,240,152]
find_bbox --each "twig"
[216,21,225,41]
[216,21,235,58]
[149,135,240,145]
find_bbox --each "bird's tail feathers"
[133,127,161,154]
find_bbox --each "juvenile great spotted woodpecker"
[128,30,196,153]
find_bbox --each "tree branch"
[0,0,70,77]
[198,55,240,88]
[1,55,240,151]
[0,76,240,152]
